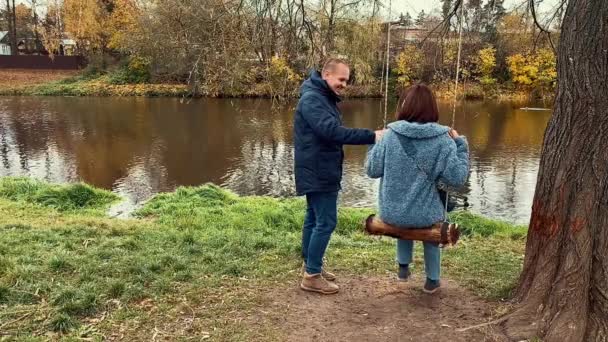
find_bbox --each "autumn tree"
[62,0,110,55]
[475,46,497,86]
[36,0,63,56]
[415,10,426,26]
[3,0,17,54]
[394,44,424,87]
[507,49,557,92]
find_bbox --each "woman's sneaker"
[423,278,441,294]
[398,264,411,282]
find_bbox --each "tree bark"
[500,1,608,341]
[5,0,17,55]
[11,0,16,54]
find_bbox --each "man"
[294,58,384,294]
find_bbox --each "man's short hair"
[322,58,349,73]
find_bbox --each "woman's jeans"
[397,239,441,281]
[301,191,339,275]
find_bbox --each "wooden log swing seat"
[364,214,460,247]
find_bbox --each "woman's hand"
[448,128,460,139]
[375,129,387,142]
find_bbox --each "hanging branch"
[419,0,463,46]
[528,0,557,53]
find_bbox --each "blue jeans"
[397,239,441,281]
[301,191,339,274]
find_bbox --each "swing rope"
[382,0,392,129]
[444,2,465,220]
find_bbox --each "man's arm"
[301,95,376,145]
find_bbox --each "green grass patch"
[451,211,528,239]
[0,177,527,338]
[0,177,119,213]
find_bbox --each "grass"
[0,69,188,97]
[0,177,527,339]
[0,69,79,95]
[26,74,188,97]
[0,177,119,213]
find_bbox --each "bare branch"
[528,0,558,54]
[419,0,462,46]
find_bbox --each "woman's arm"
[437,134,470,187]
[365,133,387,179]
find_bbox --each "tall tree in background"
[27,0,41,45]
[62,0,110,55]
[14,4,33,38]
[317,0,367,56]
[466,0,483,32]
[440,0,454,29]
[481,0,505,44]
[37,0,63,56]
[4,0,17,54]
[400,12,413,27]
[415,10,426,26]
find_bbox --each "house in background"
[59,39,76,56]
[0,31,11,55]
[0,31,77,56]
[0,31,84,69]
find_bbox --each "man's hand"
[448,128,460,139]
[375,129,387,142]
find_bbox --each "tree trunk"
[500,1,608,341]
[32,0,40,52]
[11,0,16,54]
[5,0,17,55]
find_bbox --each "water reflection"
[0,96,551,224]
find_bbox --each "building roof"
[0,31,8,43]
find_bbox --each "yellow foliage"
[128,56,150,75]
[269,57,301,83]
[85,78,188,96]
[107,0,140,51]
[394,45,424,87]
[15,4,31,24]
[475,46,497,85]
[352,58,373,85]
[37,4,64,56]
[507,49,556,89]
[62,0,108,52]
[265,56,302,97]
[533,49,557,87]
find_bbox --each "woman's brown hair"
[395,84,439,123]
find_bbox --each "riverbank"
[0,177,527,340]
[0,69,550,101]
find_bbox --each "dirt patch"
[263,274,502,342]
[0,69,77,87]
[70,275,507,341]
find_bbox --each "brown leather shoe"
[321,269,336,281]
[301,262,336,281]
[300,272,339,294]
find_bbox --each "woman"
[365,84,469,294]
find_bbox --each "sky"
[390,0,560,19]
[13,0,561,20]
